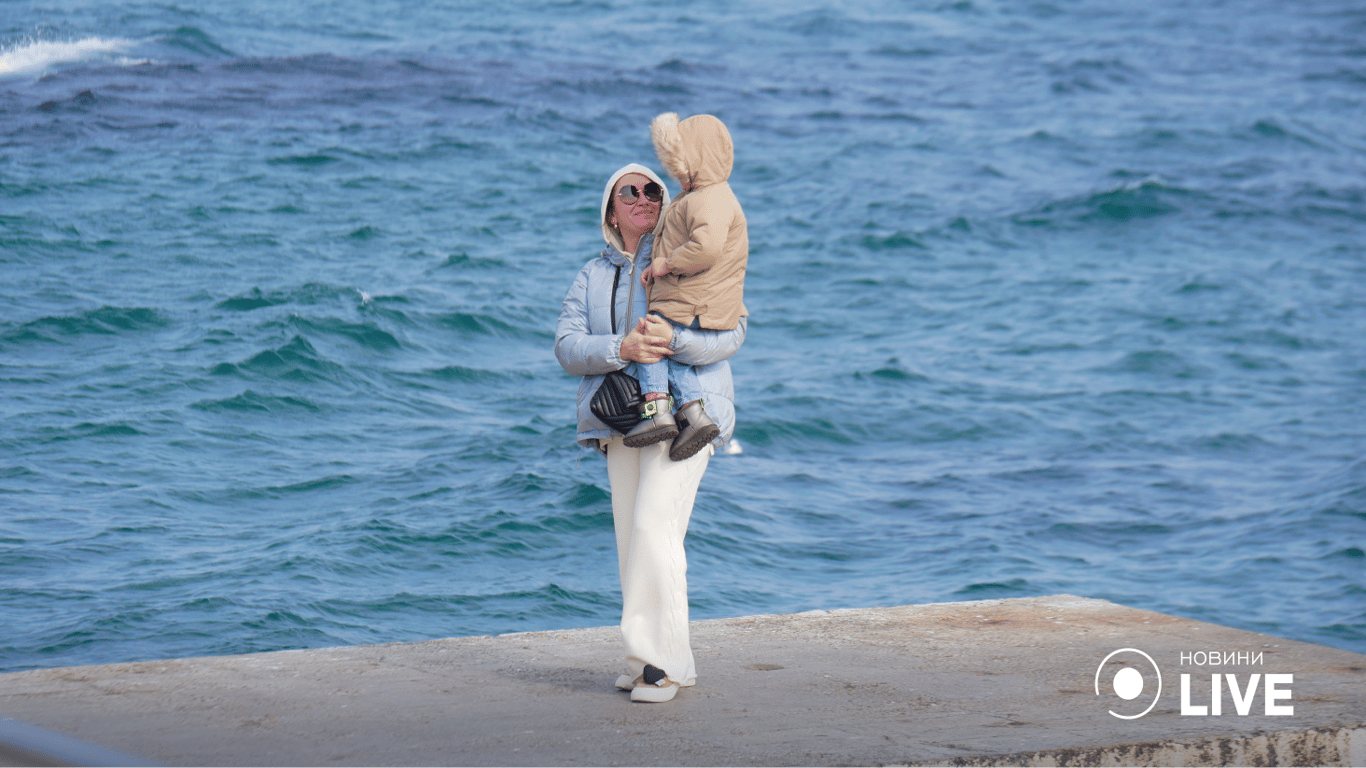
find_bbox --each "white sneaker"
[630,681,679,703]
[615,674,639,691]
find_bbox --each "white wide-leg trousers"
[604,436,712,687]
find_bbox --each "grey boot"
[623,396,678,448]
[669,400,720,461]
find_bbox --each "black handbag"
[592,369,643,434]
[589,265,643,434]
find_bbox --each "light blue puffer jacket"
[555,234,746,451]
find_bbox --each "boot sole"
[623,426,679,448]
[669,424,720,461]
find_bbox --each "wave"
[0,26,236,81]
[190,390,322,415]
[289,316,402,352]
[216,284,362,312]
[157,26,234,59]
[737,414,861,449]
[1092,349,1206,379]
[0,37,141,79]
[427,364,526,385]
[211,336,349,385]
[39,422,147,444]
[1013,179,1207,228]
[0,307,167,347]
[433,311,519,337]
[952,578,1031,598]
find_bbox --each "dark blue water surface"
[2,1,1364,673]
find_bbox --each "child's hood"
[650,113,734,190]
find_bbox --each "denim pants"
[629,315,705,406]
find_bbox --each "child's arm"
[640,253,671,287]
[664,200,734,276]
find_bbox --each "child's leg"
[664,317,706,406]
[623,360,678,448]
[663,317,718,462]
[630,360,669,399]
[628,246,669,399]
[666,359,704,407]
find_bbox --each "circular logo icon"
[1095,648,1162,719]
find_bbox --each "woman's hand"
[619,316,675,364]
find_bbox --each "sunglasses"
[616,182,663,205]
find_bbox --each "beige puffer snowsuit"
[648,112,749,331]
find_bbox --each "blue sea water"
[2,1,1363,674]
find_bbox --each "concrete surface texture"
[0,595,1363,766]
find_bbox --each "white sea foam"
[0,37,141,78]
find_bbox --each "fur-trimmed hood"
[599,163,671,254]
[650,113,734,190]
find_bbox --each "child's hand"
[641,255,671,287]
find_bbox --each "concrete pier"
[1,595,1362,766]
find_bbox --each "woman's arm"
[554,266,625,377]
[555,265,676,376]
[667,316,747,367]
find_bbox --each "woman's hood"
[600,163,671,254]
[651,113,734,190]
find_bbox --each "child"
[623,112,749,462]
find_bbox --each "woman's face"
[610,173,662,241]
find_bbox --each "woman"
[555,163,746,703]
